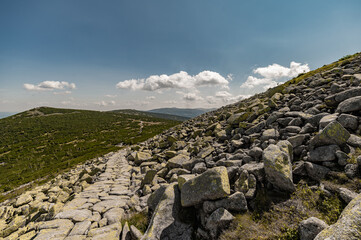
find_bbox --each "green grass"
[220,182,345,240]
[0,107,180,199]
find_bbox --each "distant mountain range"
[147,107,215,119]
[0,112,16,119]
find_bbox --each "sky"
[1,0,361,112]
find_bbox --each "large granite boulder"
[310,121,350,147]
[141,183,193,240]
[263,140,295,193]
[315,193,361,240]
[337,96,361,113]
[180,166,231,207]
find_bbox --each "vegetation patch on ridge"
[0,107,180,200]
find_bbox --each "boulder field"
[1,53,361,239]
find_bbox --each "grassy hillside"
[0,107,180,197]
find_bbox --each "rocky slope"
[1,53,361,239]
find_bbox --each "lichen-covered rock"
[141,183,193,240]
[299,217,328,240]
[310,121,350,147]
[315,193,361,240]
[134,152,152,165]
[181,166,230,207]
[166,154,190,169]
[263,140,295,193]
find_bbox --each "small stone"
[339,187,358,204]
[203,192,248,214]
[205,208,234,239]
[104,207,124,224]
[345,164,358,178]
[261,129,279,141]
[299,217,328,240]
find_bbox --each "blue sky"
[1,0,361,112]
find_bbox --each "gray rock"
[304,162,330,182]
[263,140,295,193]
[310,121,350,147]
[147,185,167,212]
[315,193,361,240]
[319,114,338,129]
[287,134,307,148]
[141,183,193,240]
[339,187,358,204]
[336,150,350,166]
[240,162,265,182]
[249,147,263,160]
[206,208,234,239]
[299,217,328,240]
[68,220,91,236]
[261,129,280,141]
[203,192,248,214]
[337,114,359,131]
[347,134,361,148]
[192,162,207,174]
[345,164,358,178]
[245,121,266,135]
[181,166,230,207]
[55,209,92,222]
[121,222,131,240]
[166,154,190,169]
[15,193,33,207]
[104,207,124,224]
[337,96,361,113]
[131,225,144,240]
[308,145,340,162]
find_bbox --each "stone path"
[32,149,134,240]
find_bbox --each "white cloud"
[183,93,204,101]
[116,70,229,92]
[241,61,309,91]
[95,100,116,106]
[254,61,309,79]
[53,91,72,95]
[146,96,156,100]
[105,94,117,98]
[24,81,76,91]
[212,91,250,104]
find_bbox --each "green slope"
[0,107,180,197]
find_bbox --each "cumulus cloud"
[24,81,76,91]
[53,91,72,95]
[183,93,204,101]
[241,61,309,91]
[146,96,156,100]
[211,91,250,104]
[116,70,229,91]
[95,100,116,106]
